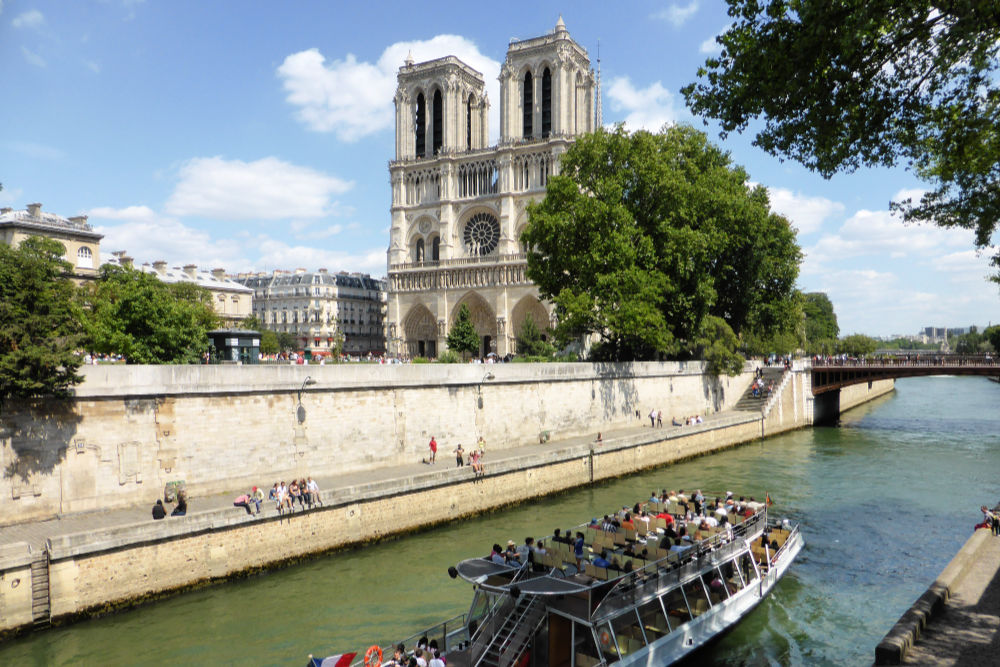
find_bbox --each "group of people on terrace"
[485,488,768,577]
[642,409,705,428]
[233,478,323,515]
[427,435,486,477]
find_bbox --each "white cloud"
[806,208,973,268]
[6,140,64,160]
[164,156,353,220]
[892,187,926,204]
[85,60,101,74]
[766,187,844,235]
[91,206,385,276]
[277,35,501,143]
[653,2,700,27]
[12,9,43,29]
[21,46,45,68]
[699,25,730,54]
[607,77,681,131]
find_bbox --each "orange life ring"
[598,629,611,648]
[364,645,383,667]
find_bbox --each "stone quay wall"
[0,362,752,526]
[0,366,893,635]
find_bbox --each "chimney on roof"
[1,207,12,215]
[183,264,197,278]
[152,260,167,274]
[295,267,307,274]
[68,215,89,226]
[27,203,42,218]
[318,268,328,273]
[121,255,134,269]
[212,268,226,280]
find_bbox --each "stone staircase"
[734,367,787,413]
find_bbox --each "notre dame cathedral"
[386,18,596,358]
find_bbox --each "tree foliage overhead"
[446,303,480,359]
[683,1,1000,279]
[85,265,220,364]
[516,314,556,359]
[0,237,85,401]
[802,292,840,353]
[522,124,802,368]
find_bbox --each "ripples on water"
[2,376,998,666]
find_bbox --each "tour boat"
[339,496,803,667]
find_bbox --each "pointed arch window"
[467,94,474,150]
[523,71,533,138]
[431,236,440,261]
[414,238,425,263]
[542,67,552,137]
[415,93,426,157]
[432,89,443,155]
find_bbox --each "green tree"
[697,316,745,376]
[258,330,279,355]
[838,334,878,357]
[446,303,480,359]
[329,330,345,359]
[0,237,85,401]
[684,1,1000,281]
[984,325,1000,353]
[276,331,297,353]
[516,314,556,359]
[802,292,839,353]
[85,265,220,364]
[521,124,802,370]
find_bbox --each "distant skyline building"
[237,269,386,357]
[385,18,596,358]
[0,202,103,282]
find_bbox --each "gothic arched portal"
[451,291,497,357]
[403,303,438,358]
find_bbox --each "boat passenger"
[428,649,444,667]
[592,550,612,568]
[490,544,506,565]
[533,540,548,556]
[573,532,585,566]
[516,538,534,565]
[607,556,623,572]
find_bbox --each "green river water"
[2,375,999,666]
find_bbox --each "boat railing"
[468,593,520,663]
[497,596,546,667]
[350,612,468,667]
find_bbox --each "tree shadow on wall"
[701,374,725,413]
[593,362,640,421]
[1,397,82,482]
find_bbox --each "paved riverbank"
[876,527,1000,665]
[0,411,749,550]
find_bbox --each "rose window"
[463,212,500,256]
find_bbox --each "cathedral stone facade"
[386,18,595,358]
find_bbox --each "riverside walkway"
[0,411,749,550]
[899,530,1000,666]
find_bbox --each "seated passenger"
[592,550,612,568]
[490,544,506,565]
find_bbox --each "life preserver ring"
[364,645,383,667]
[598,629,611,648]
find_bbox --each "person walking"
[428,436,437,464]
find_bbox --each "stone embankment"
[875,527,1000,665]
[0,363,892,638]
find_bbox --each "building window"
[467,94,474,150]
[415,92,426,157]
[431,236,440,261]
[77,246,93,269]
[463,212,500,256]
[542,67,552,137]
[415,238,425,263]
[523,71,533,138]
[432,89,443,155]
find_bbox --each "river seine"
[2,375,998,666]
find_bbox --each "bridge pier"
[813,390,841,425]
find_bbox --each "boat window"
[609,609,646,658]
[739,550,758,583]
[572,621,601,667]
[467,590,491,629]
[685,579,712,618]
[724,558,746,592]
[706,567,730,604]
[637,598,669,641]
[662,586,690,629]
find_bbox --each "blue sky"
[2,0,997,336]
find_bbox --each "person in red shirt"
[428,436,437,464]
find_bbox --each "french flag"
[309,653,357,667]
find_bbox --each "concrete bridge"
[811,355,1000,395]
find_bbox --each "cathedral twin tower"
[386,18,596,359]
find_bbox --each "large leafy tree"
[802,292,840,353]
[522,125,802,367]
[85,265,220,364]
[0,237,85,401]
[446,303,480,359]
[683,1,1000,280]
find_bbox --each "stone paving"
[0,413,734,550]
[903,531,1000,666]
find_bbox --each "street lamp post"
[297,376,317,423]
[477,371,495,409]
